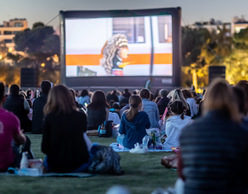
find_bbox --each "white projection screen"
[60,8,181,88]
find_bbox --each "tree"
[13,22,60,84]
[224,50,248,84]
[182,24,234,88]
[224,27,248,84]
[181,27,211,88]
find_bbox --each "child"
[117,95,150,149]
[163,100,191,151]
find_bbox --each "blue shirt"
[119,111,150,149]
[142,99,160,128]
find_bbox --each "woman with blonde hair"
[42,85,90,173]
[167,89,191,117]
[178,78,248,193]
[117,95,150,149]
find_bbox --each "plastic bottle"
[20,152,29,169]
[151,131,156,146]
[142,135,149,148]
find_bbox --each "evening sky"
[0,0,247,29]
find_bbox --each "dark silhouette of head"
[159,89,168,98]
[10,84,20,95]
[88,90,109,110]
[41,80,51,94]
[140,89,150,99]
[81,89,89,97]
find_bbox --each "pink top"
[0,108,21,171]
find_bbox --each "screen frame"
[60,7,181,88]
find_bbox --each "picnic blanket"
[0,172,94,178]
[110,143,172,152]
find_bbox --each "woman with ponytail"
[163,100,191,151]
[117,95,150,149]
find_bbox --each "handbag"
[98,120,113,137]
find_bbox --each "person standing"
[32,81,51,134]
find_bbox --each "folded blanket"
[110,143,172,152]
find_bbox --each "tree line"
[0,21,248,87]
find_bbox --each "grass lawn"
[0,134,178,194]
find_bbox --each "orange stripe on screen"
[66,53,172,66]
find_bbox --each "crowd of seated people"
[1,78,248,193]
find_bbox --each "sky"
[0,0,248,29]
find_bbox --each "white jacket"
[163,115,192,151]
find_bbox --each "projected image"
[100,34,129,76]
[65,16,172,77]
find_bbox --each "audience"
[140,89,160,128]
[2,77,248,193]
[32,81,51,134]
[117,95,150,149]
[0,82,26,172]
[163,101,191,151]
[107,90,119,103]
[178,78,248,193]
[4,84,31,132]
[86,90,110,130]
[167,89,191,117]
[157,89,170,116]
[42,85,90,173]
[78,89,91,107]
[181,89,198,118]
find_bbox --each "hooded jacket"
[163,115,192,150]
[119,111,150,149]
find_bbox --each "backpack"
[98,120,113,137]
[88,145,124,175]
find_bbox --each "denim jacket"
[142,99,160,128]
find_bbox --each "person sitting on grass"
[162,100,191,151]
[4,84,31,132]
[182,89,198,118]
[41,85,91,173]
[0,82,26,172]
[117,95,150,149]
[78,89,91,108]
[32,80,51,134]
[86,90,110,130]
[140,89,160,129]
[178,78,248,193]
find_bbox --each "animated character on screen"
[100,34,129,76]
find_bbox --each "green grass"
[0,135,178,194]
